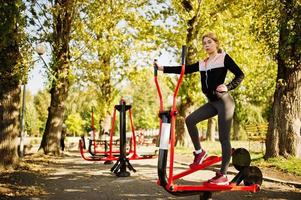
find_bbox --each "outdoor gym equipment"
[154,46,263,199]
[79,99,157,167]
[110,99,136,177]
[79,106,121,163]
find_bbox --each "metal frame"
[79,101,157,162]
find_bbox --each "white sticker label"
[159,123,171,150]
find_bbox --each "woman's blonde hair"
[202,32,223,53]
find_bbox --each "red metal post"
[91,107,97,154]
[129,109,139,159]
[108,108,117,159]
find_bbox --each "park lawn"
[175,140,256,155]
[175,140,301,177]
[253,156,301,177]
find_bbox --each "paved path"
[0,151,301,200]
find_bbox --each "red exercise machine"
[79,100,157,165]
[154,46,262,199]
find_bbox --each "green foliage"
[24,91,40,136]
[27,0,76,91]
[122,68,171,130]
[65,113,84,136]
[70,0,173,125]
[0,0,26,86]
[33,90,50,134]
[64,85,101,133]
[277,1,301,68]
[251,0,280,57]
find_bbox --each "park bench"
[141,137,157,146]
[244,123,268,153]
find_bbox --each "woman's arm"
[224,54,245,90]
[163,62,199,74]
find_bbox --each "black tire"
[232,148,251,171]
[243,166,263,186]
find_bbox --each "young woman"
[154,32,244,185]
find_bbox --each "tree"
[122,68,171,130]
[64,85,101,133]
[36,0,75,155]
[65,113,84,136]
[263,0,301,158]
[0,0,25,168]
[71,0,172,129]
[34,90,51,135]
[24,91,39,135]
[163,0,206,147]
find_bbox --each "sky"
[27,62,47,95]
[26,44,51,95]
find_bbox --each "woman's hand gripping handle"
[153,59,163,75]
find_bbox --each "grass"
[175,140,263,155]
[175,140,301,177]
[253,156,301,176]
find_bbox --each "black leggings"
[185,93,235,174]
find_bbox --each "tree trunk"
[207,118,215,141]
[265,1,301,159]
[96,52,115,121]
[266,68,301,158]
[39,95,67,155]
[0,0,23,169]
[175,116,186,147]
[39,0,74,155]
[175,102,192,147]
[174,0,203,147]
[233,114,240,140]
[265,80,281,158]
[0,86,21,169]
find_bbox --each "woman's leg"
[213,94,235,175]
[185,103,217,150]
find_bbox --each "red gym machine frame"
[154,46,260,196]
[79,101,156,162]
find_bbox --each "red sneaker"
[208,172,229,185]
[189,150,207,168]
